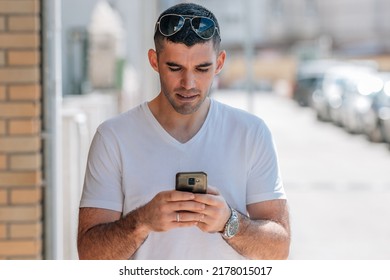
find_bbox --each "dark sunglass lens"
[159,15,184,36]
[191,17,215,38]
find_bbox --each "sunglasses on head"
[155,13,219,40]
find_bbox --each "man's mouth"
[176,93,199,100]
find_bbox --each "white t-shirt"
[80,98,286,259]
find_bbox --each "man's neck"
[148,95,210,143]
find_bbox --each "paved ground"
[213,90,390,259]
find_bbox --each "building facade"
[0,0,43,259]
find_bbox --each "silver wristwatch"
[222,207,239,239]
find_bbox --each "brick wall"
[0,0,43,259]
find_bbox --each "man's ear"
[148,49,159,72]
[215,50,226,75]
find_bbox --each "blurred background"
[0,0,389,259]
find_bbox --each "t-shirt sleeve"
[79,128,123,212]
[246,121,286,204]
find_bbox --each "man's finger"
[206,185,220,195]
[164,190,195,201]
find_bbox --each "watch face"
[227,220,239,237]
[225,209,239,238]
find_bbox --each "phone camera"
[188,178,196,185]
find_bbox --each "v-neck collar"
[142,99,214,148]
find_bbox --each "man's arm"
[194,186,290,259]
[77,190,205,259]
[227,199,290,259]
[77,207,149,260]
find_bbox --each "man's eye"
[169,67,181,72]
[197,68,209,73]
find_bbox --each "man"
[78,2,290,260]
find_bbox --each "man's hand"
[78,189,207,259]
[138,190,206,232]
[192,185,231,233]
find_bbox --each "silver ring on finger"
[176,212,180,223]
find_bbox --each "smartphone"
[175,172,207,194]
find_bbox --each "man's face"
[149,40,225,115]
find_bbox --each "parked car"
[293,59,340,107]
[340,71,383,134]
[313,64,376,124]
[379,83,390,144]
[363,73,390,142]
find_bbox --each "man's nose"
[180,71,196,89]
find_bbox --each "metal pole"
[244,0,255,113]
[141,0,159,101]
[42,0,63,259]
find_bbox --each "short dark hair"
[154,3,221,52]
